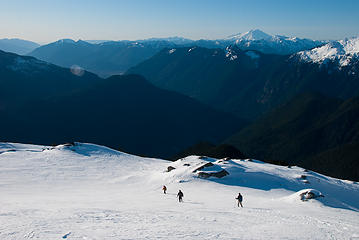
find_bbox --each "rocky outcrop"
[197,169,229,179]
[299,189,324,201]
[167,166,176,172]
[192,162,214,173]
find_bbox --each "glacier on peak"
[229,29,272,41]
[244,29,272,40]
[225,29,324,55]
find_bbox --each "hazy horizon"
[1,0,359,44]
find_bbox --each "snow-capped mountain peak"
[55,39,76,44]
[298,37,359,67]
[227,29,272,41]
[54,39,92,46]
[224,30,324,55]
[239,29,272,41]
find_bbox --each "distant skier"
[236,192,243,207]
[177,190,184,202]
[162,185,167,194]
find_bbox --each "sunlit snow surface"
[229,29,272,41]
[298,37,359,67]
[0,142,358,239]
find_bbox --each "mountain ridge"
[225,92,359,181]
[0,50,245,158]
[128,44,359,119]
[27,29,324,77]
[0,38,40,55]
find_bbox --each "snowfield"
[0,142,358,240]
[298,37,359,67]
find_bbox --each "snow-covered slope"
[298,37,359,68]
[1,142,358,239]
[226,29,324,55]
[227,29,272,41]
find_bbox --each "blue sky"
[1,0,358,43]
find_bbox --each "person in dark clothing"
[236,192,243,207]
[177,190,184,202]
[162,185,167,194]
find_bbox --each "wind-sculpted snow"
[0,142,358,239]
[166,156,359,211]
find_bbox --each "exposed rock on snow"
[192,162,214,173]
[298,189,324,201]
[226,29,323,55]
[188,47,196,52]
[168,48,176,54]
[189,161,230,178]
[197,169,229,179]
[225,46,238,61]
[1,143,359,239]
[167,166,176,172]
[298,37,359,68]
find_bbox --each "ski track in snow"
[0,142,358,239]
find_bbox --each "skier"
[177,190,184,202]
[162,185,167,194]
[236,192,243,207]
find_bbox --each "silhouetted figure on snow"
[162,185,167,194]
[236,192,243,207]
[177,190,184,202]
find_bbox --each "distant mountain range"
[25,29,324,77]
[1,31,359,181]
[28,39,177,77]
[128,39,359,119]
[138,29,324,54]
[0,38,40,55]
[226,29,324,55]
[0,50,245,158]
[127,37,359,181]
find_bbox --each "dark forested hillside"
[171,141,246,160]
[0,50,101,109]
[225,92,359,181]
[0,51,246,158]
[128,46,359,119]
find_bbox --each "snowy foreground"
[0,142,358,240]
